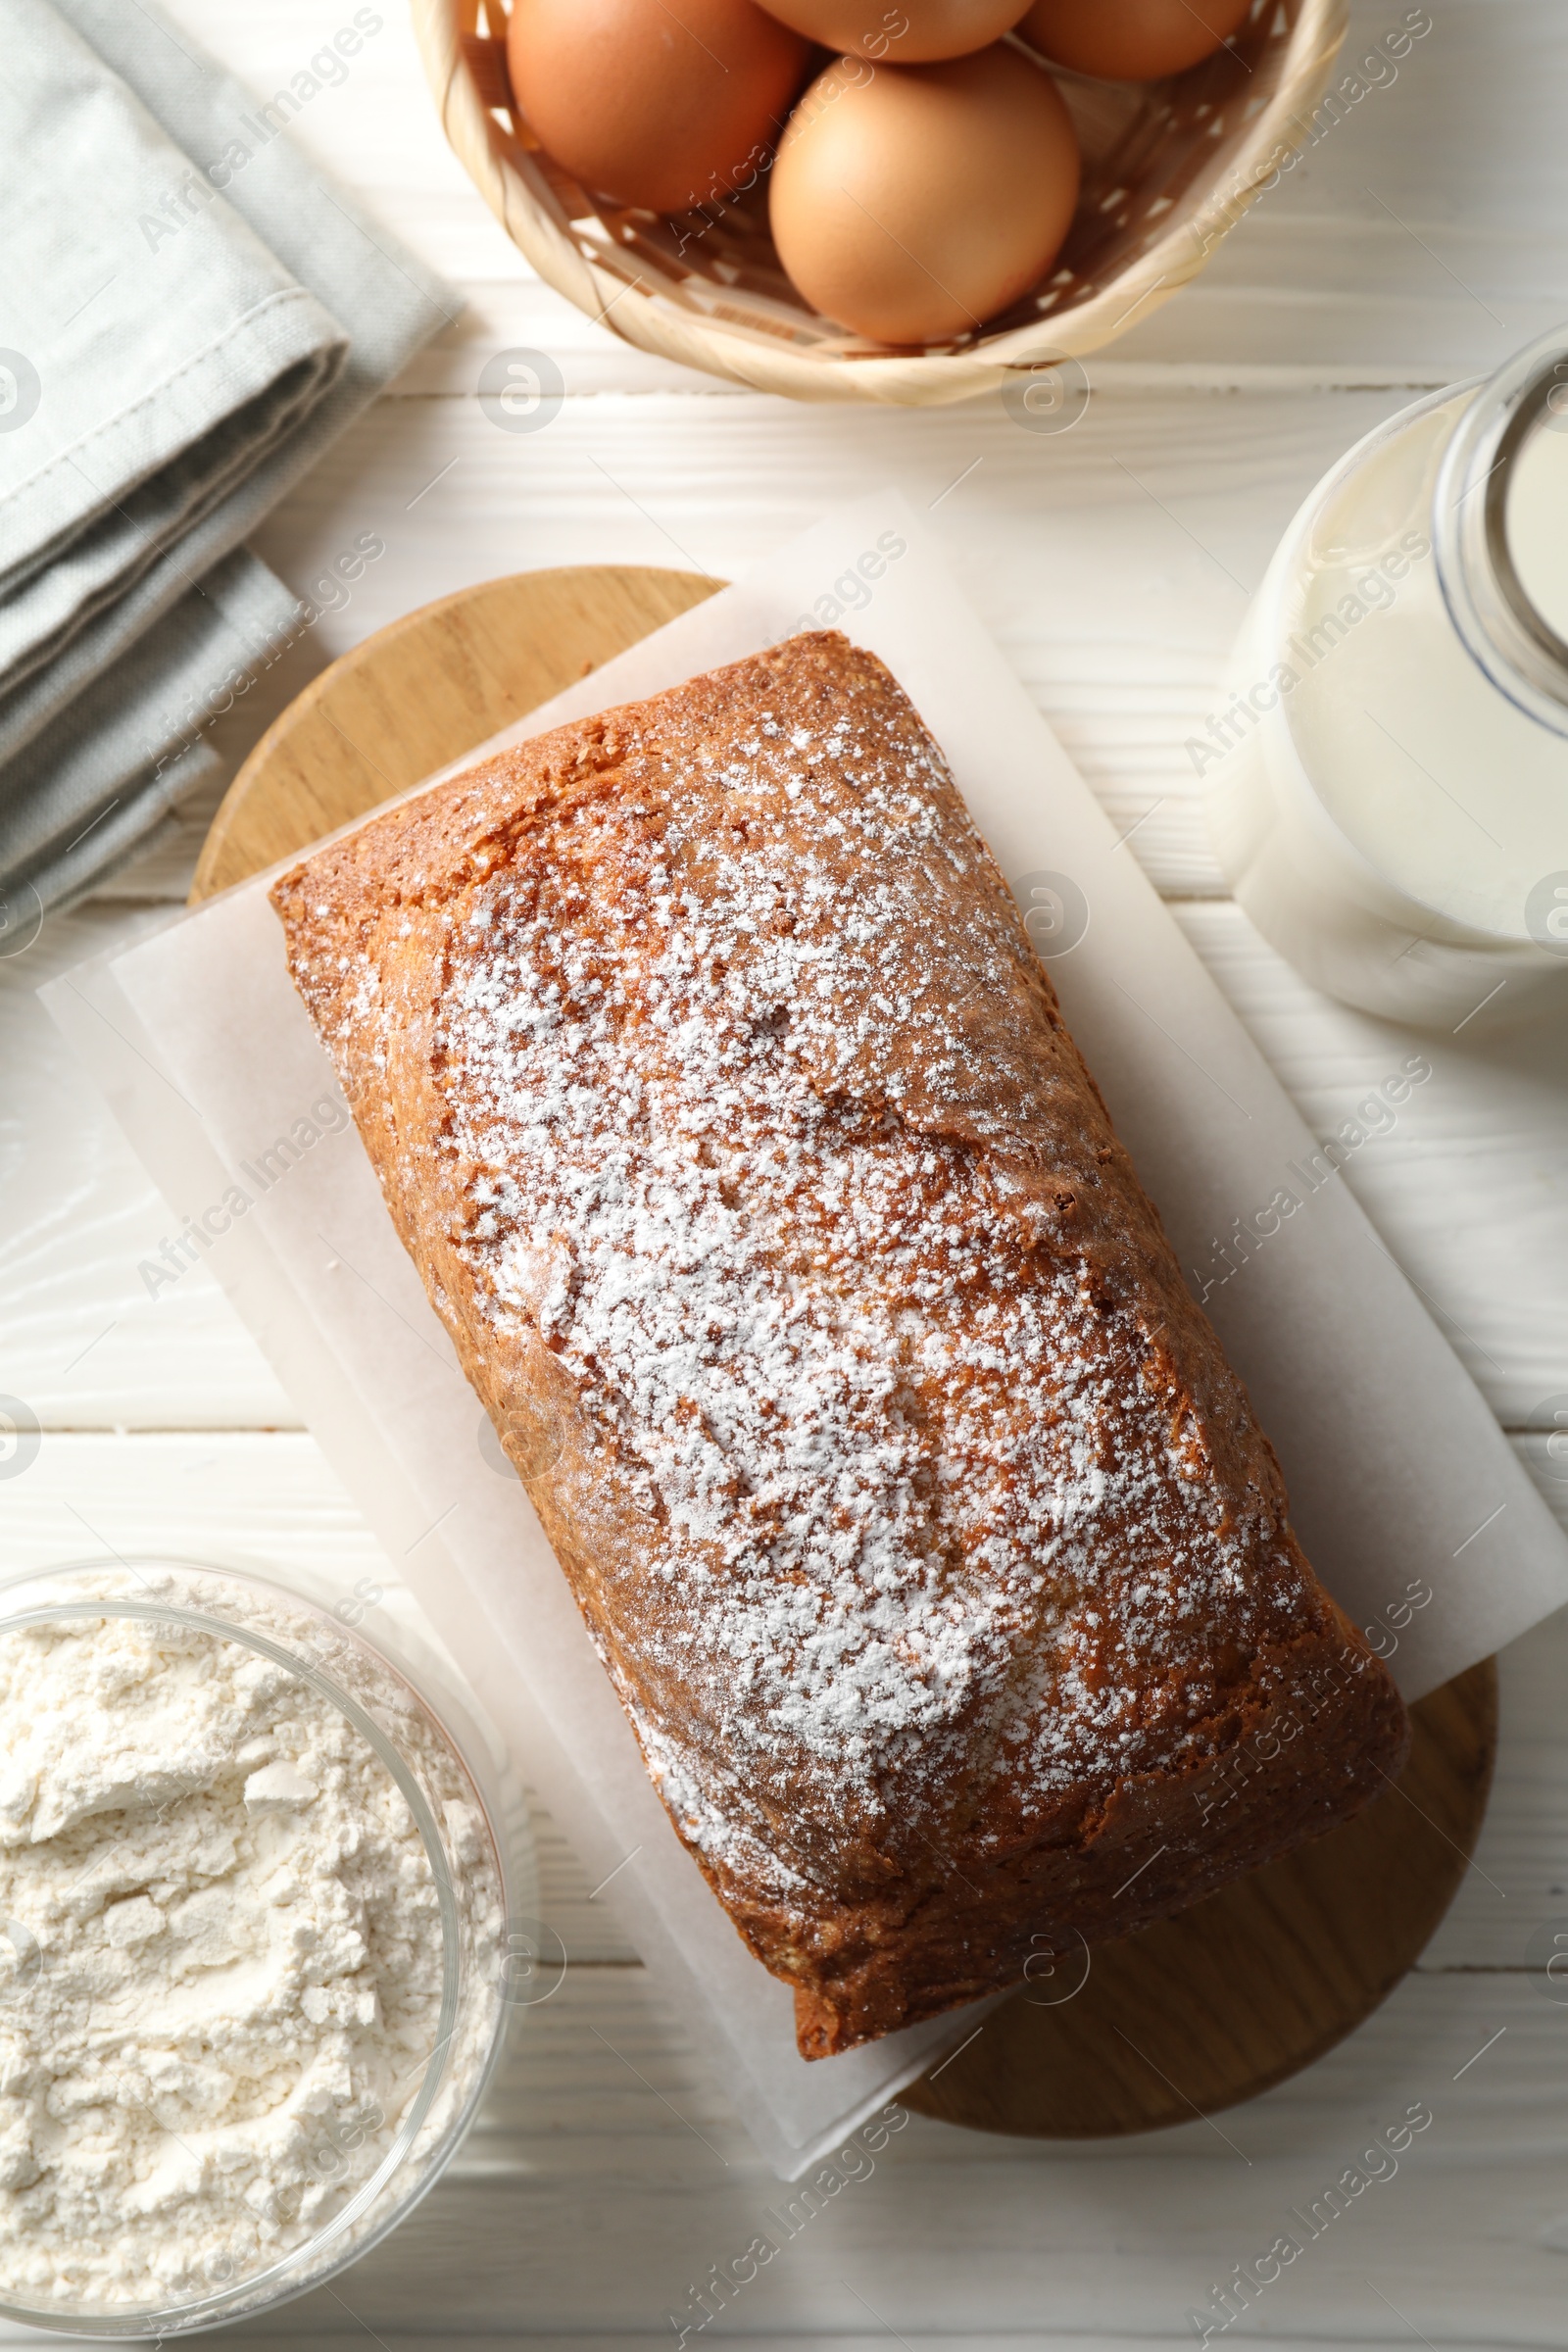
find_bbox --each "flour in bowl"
[0,1593,498,2313]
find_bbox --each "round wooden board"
[193,563,1500,2139]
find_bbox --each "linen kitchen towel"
[0,0,453,910]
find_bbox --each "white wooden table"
[7,3,1568,2343]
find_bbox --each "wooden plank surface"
[8,0,1568,2337]
[108,386,1419,908]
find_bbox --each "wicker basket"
[410,0,1348,406]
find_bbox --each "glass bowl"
[0,1555,514,2337]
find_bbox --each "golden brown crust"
[271,631,1409,2058]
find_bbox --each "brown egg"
[506,0,811,215]
[756,0,1031,63]
[769,47,1080,345]
[1018,0,1252,79]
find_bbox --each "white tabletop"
[6,2,1568,2344]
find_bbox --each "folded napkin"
[0,0,454,909]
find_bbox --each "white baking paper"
[44,492,1568,2179]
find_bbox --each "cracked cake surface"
[272,630,1408,2057]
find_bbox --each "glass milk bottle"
[1202,327,1568,1031]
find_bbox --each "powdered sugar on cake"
[324,659,1308,1893]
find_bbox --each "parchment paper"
[44,492,1568,2178]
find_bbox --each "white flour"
[0,1597,495,2313]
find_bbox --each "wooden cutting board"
[193,563,1498,2140]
